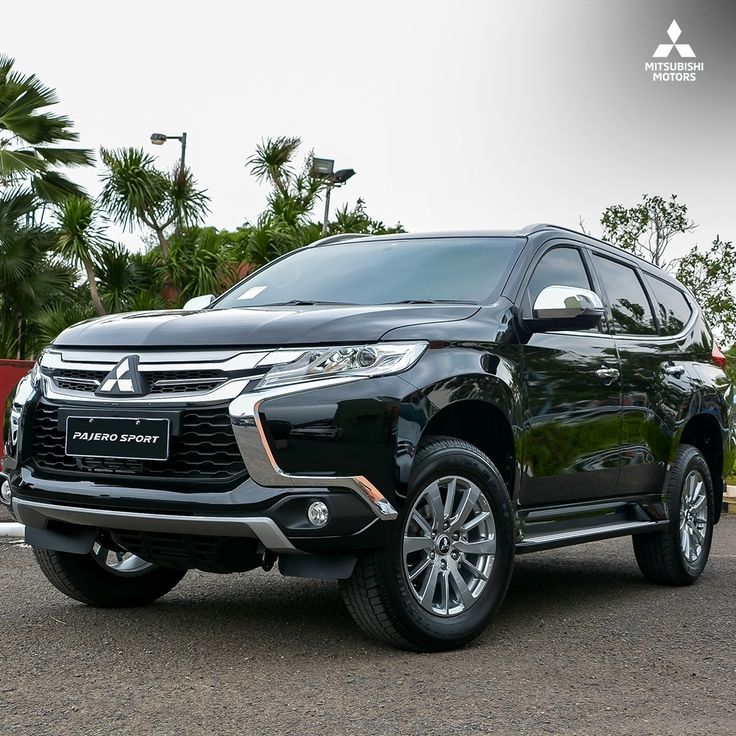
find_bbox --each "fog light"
[307,501,329,527]
[1,480,11,504]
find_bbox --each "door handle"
[595,366,620,381]
[664,363,685,377]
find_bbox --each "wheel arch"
[679,412,725,522]
[417,399,517,498]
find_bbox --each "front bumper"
[5,373,416,556]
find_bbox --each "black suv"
[3,225,733,651]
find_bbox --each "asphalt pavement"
[1,516,734,736]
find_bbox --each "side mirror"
[527,285,604,332]
[182,294,215,311]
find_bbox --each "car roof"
[315,225,682,287]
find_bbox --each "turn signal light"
[712,340,727,370]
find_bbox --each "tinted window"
[644,275,692,335]
[214,237,524,308]
[528,247,591,305]
[593,256,656,335]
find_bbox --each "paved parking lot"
[1,516,734,736]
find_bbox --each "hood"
[52,304,480,348]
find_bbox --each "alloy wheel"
[679,469,708,564]
[402,475,496,617]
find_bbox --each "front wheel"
[633,444,714,586]
[340,437,515,651]
[33,540,186,607]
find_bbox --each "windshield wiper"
[384,299,476,305]
[258,299,356,306]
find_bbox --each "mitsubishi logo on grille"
[96,355,146,396]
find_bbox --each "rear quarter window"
[644,274,693,335]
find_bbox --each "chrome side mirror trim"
[533,285,604,318]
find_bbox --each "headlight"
[8,364,40,450]
[12,364,41,406]
[257,342,427,389]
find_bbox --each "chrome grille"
[39,347,281,402]
[50,368,229,394]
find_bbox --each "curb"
[0,522,25,540]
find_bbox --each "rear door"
[518,242,622,505]
[590,254,696,496]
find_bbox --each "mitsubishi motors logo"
[96,355,146,396]
[653,19,695,58]
[645,20,703,82]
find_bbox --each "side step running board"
[515,498,669,554]
[516,519,668,553]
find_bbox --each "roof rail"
[308,233,371,248]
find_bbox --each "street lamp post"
[312,157,356,235]
[150,131,187,171]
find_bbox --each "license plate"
[65,416,170,461]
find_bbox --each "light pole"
[312,157,356,235]
[150,131,187,171]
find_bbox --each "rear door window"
[644,275,693,335]
[592,256,657,335]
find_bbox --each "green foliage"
[329,198,404,236]
[601,194,695,269]
[55,195,109,315]
[600,193,734,345]
[0,188,75,357]
[163,227,241,305]
[99,147,209,258]
[0,54,93,202]
[676,237,736,345]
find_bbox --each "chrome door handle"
[595,367,620,381]
[664,364,685,377]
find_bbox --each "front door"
[518,244,622,505]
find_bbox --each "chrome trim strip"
[42,349,273,373]
[228,378,399,521]
[13,498,298,553]
[151,377,228,387]
[519,520,665,546]
[42,376,260,405]
[550,306,698,343]
[54,377,100,386]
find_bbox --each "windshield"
[213,237,524,309]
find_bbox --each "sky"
[4,0,735,261]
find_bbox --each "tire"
[633,444,714,586]
[340,436,515,651]
[33,542,186,607]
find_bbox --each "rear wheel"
[33,539,186,607]
[633,444,714,586]
[340,437,515,651]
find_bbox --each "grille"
[30,402,248,486]
[53,369,106,391]
[50,368,228,395]
[147,369,227,394]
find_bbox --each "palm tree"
[55,195,107,316]
[0,55,93,203]
[246,136,323,215]
[0,188,73,357]
[99,147,209,259]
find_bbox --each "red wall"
[0,360,34,462]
